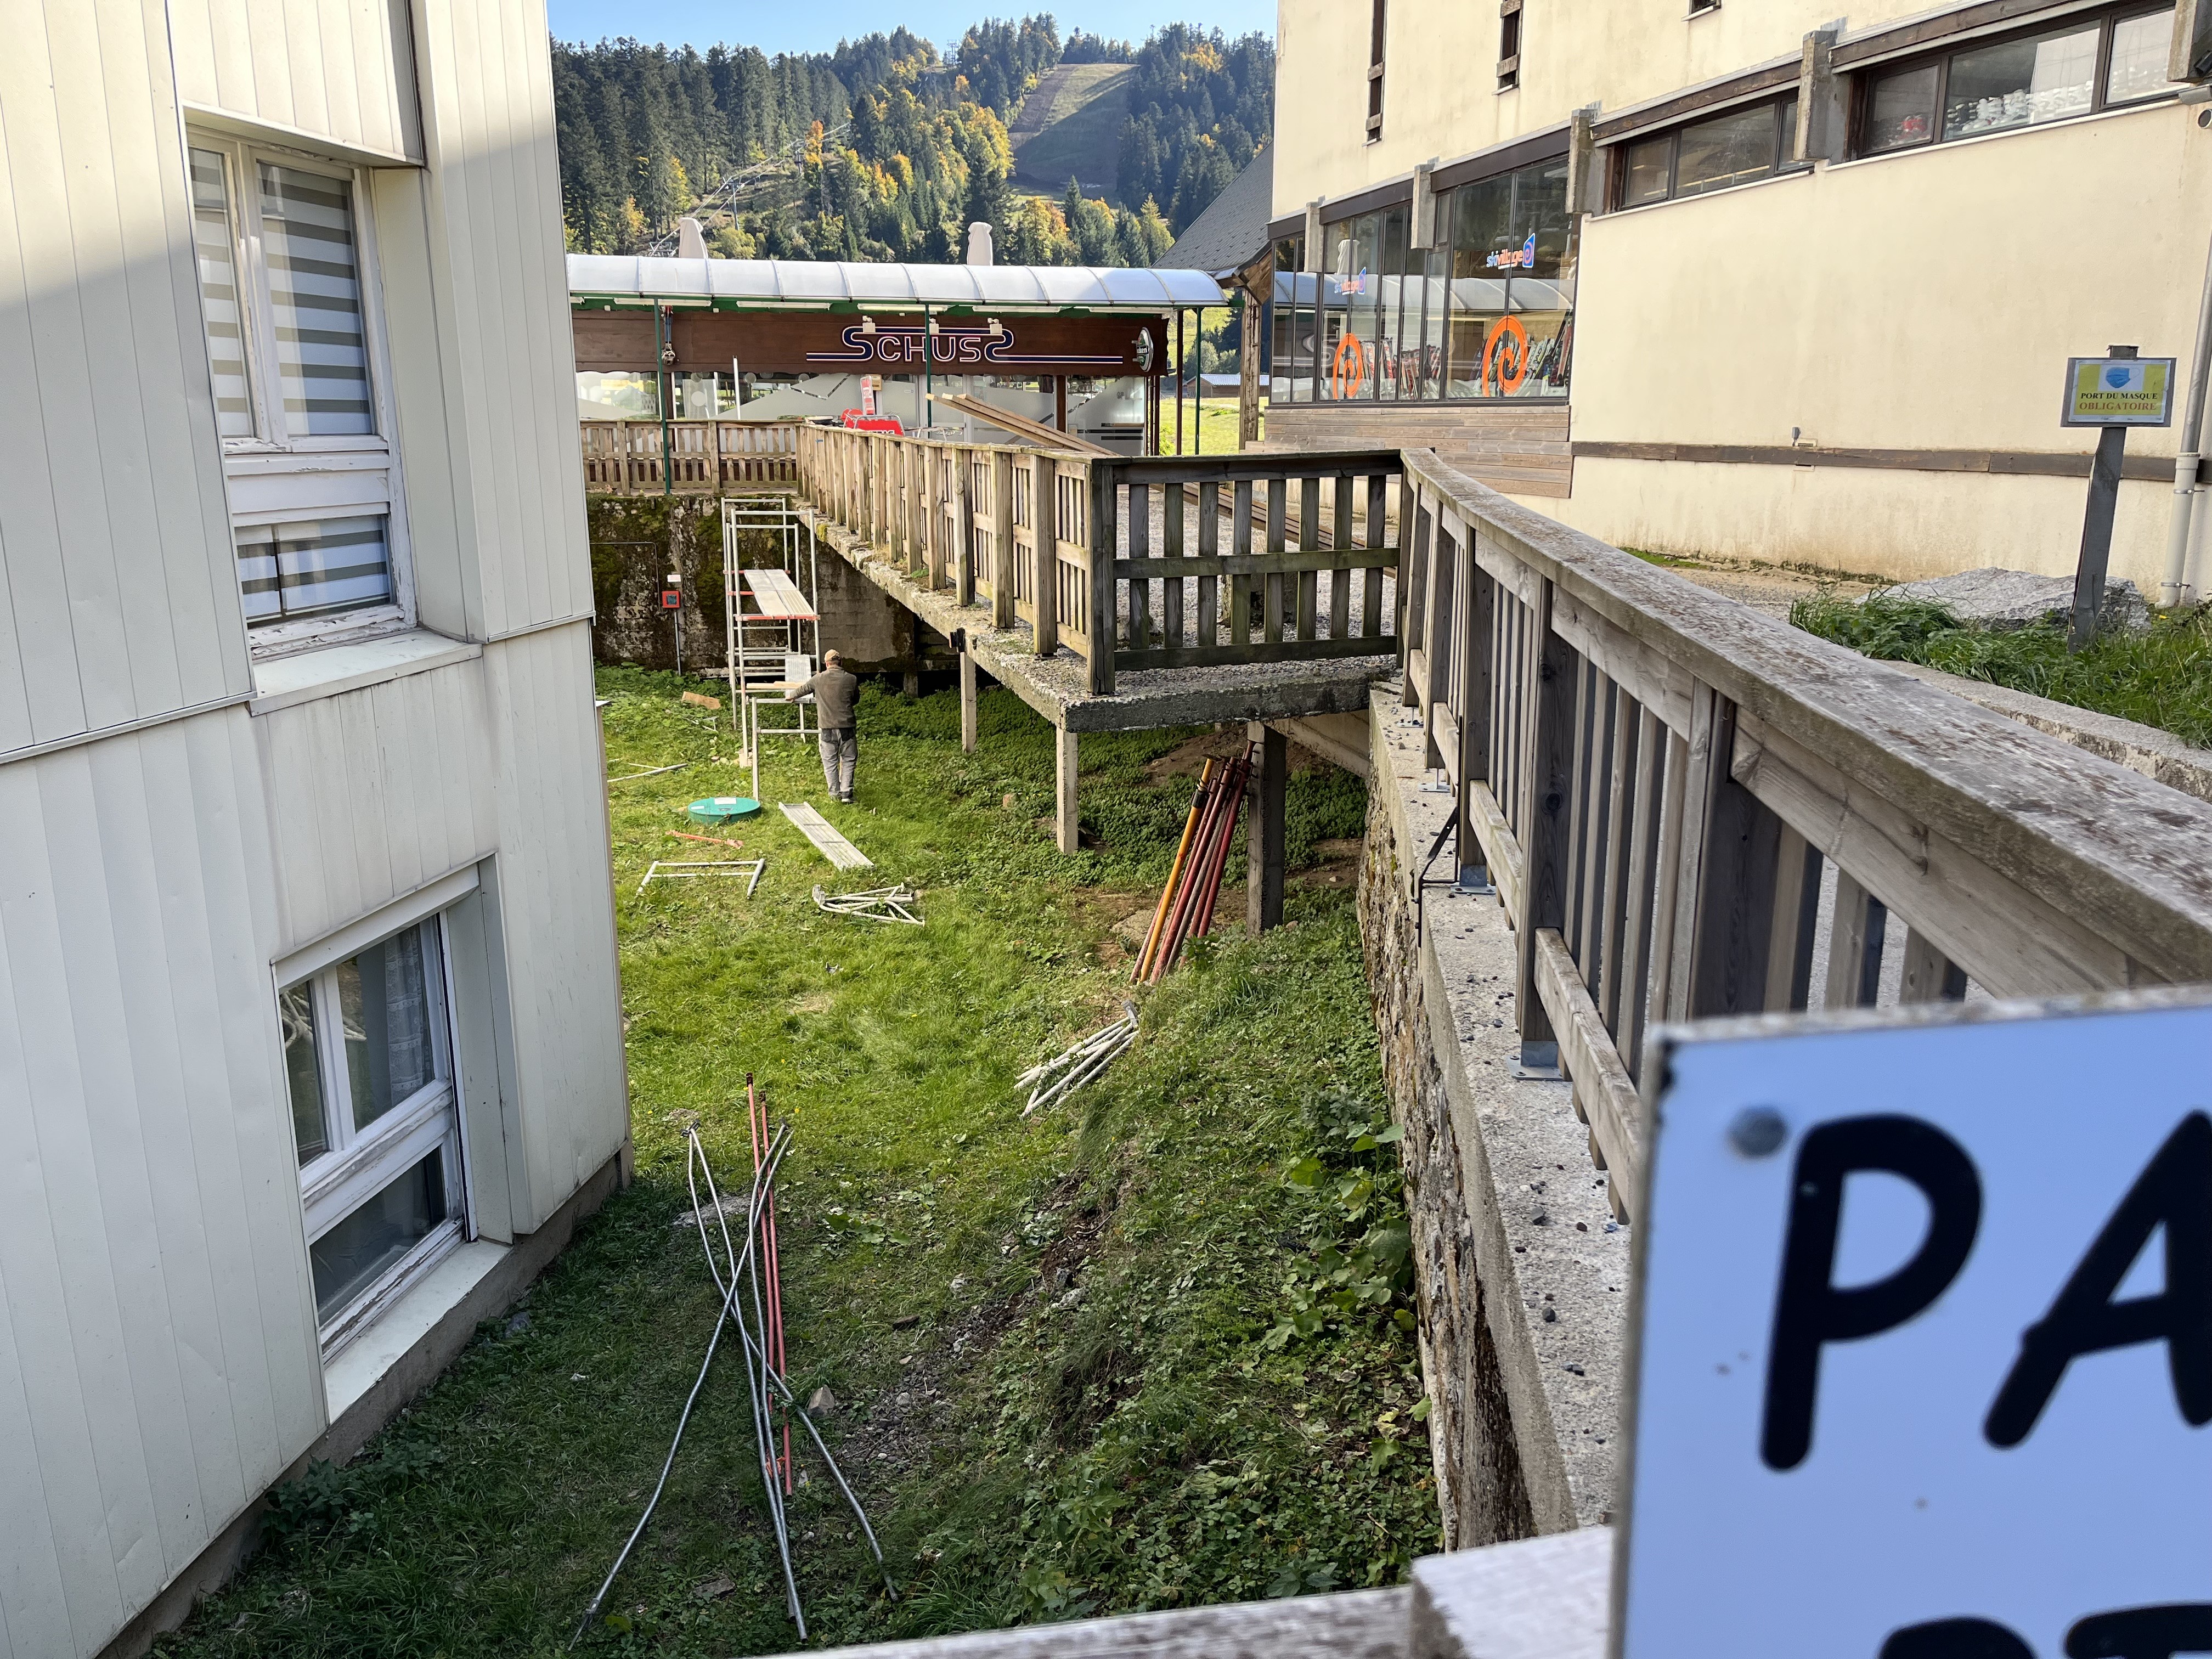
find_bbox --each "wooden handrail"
[1395,445,2212,1220]
[580,419,798,493]
[791,425,1406,692]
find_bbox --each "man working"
[788,650,861,803]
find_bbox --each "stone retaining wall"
[1356,689,1629,1547]
[585,496,947,676]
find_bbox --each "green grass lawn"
[157,667,1436,1658]
[1792,592,2212,748]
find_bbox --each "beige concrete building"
[1266,0,2212,594]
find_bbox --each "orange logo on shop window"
[1484,316,1530,396]
[1331,332,1370,400]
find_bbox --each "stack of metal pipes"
[1019,1004,1139,1116]
[1132,745,1254,985]
[571,1077,895,1649]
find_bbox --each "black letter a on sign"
[1985,1111,2212,1447]
[1762,1116,1982,1471]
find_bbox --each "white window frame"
[281,913,470,1357]
[188,131,416,659]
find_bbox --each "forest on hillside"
[551,14,1272,268]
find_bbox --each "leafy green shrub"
[1265,1086,1413,1350]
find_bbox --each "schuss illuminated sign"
[806,323,1131,371]
[569,307,1165,378]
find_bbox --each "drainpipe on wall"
[2163,227,2212,606]
[2163,103,2212,606]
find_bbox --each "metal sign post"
[2061,346,2177,649]
[663,572,682,677]
[1613,988,2212,1658]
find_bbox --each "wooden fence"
[580,420,798,493]
[793,424,1403,693]
[1396,448,2212,1221]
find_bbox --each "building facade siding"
[0,4,625,1655]
[1268,0,2212,590]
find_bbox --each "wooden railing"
[794,424,1403,693]
[580,420,798,493]
[1396,449,2212,1220]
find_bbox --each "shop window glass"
[1676,103,1784,195]
[1441,160,1574,400]
[1622,137,1672,205]
[670,371,738,417]
[1864,8,2179,157]
[577,370,659,419]
[1944,24,2099,137]
[1269,237,1305,403]
[1865,63,1940,151]
[2107,8,2184,102]
[1374,206,1409,400]
[1409,245,1447,399]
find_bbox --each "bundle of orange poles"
[1132,743,1255,984]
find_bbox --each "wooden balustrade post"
[1418,507,1458,772]
[1822,872,1888,1011]
[1683,697,1792,1018]
[1900,928,1968,1003]
[872,438,888,546]
[928,448,948,591]
[906,441,924,575]
[1296,476,1320,641]
[1511,578,1574,1075]
[1400,489,1430,702]
[1032,452,1059,657]
[1458,519,1493,890]
[954,447,976,606]
[989,450,1017,631]
[1088,462,1118,695]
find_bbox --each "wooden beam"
[1056,727,1080,855]
[1731,707,2133,996]
[1248,721,1288,934]
[1532,928,1639,1222]
[1399,448,2212,986]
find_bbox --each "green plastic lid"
[688,796,762,826]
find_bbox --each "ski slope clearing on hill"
[1011,63,1135,194]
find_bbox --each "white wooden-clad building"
[0,3,628,1654]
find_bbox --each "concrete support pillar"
[904,608,923,697]
[1055,726,1080,854]
[959,644,978,753]
[1246,720,1286,935]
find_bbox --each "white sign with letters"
[1615,990,2212,1659]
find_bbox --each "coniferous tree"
[550,19,1268,259]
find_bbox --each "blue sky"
[544,0,1276,57]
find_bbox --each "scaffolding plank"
[779,802,874,870]
[743,568,817,621]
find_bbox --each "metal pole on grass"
[2070,345,2137,651]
